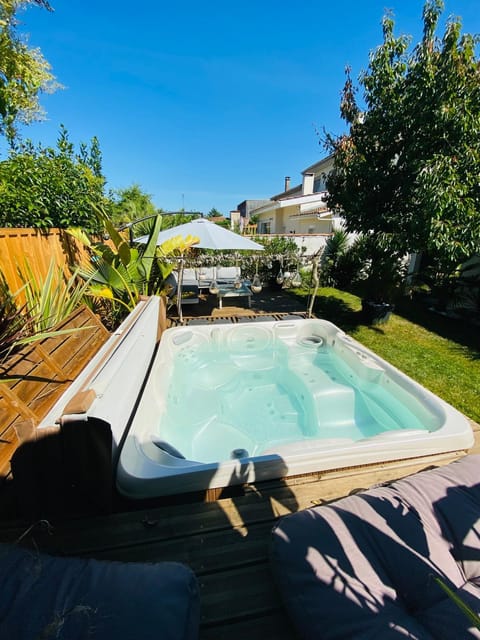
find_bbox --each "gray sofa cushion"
[271,455,480,639]
[0,543,200,639]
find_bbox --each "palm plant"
[0,272,31,362]
[321,230,367,291]
[16,258,91,333]
[69,205,199,325]
[320,229,349,286]
[0,262,92,365]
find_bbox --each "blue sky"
[17,0,480,216]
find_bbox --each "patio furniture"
[136,218,263,322]
[0,543,200,639]
[197,265,242,290]
[271,454,480,639]
[216,266,242,285]
[217,283,252,308]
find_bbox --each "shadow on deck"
[2,440,478,639]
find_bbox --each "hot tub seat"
[0,543,200,639]
[271,454,480,639]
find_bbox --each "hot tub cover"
[271,454,480,639]
[0,543,200,639]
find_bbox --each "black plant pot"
[362,300,394,325]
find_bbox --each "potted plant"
[356,239,406,325]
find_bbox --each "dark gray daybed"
[0,543,200,639]
[271,454,480,639]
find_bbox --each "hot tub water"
[160,335,437,464]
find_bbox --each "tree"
[161,211,201,230]
[325,0,480,284]
[0,125,107,231]
[0,0,59,146]
[110,183,161,227]
[206,207,222,218]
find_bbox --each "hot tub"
[116,319,474,498]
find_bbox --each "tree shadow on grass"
[395,297,480,360]
[311,293,365,332]
[309,291,480,361]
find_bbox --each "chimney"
[302,172,314,195]
[284,176,291,192]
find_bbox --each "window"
[259,221,271,234]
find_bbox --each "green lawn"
[298,287,480,424]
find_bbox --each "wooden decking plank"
[8,495,284,557]
[0,424,18,475]
[33,344,68,377]
[0,381,40,422]
[4,448,470,556]
[76,521,274,575]
[5,352,68,405]
[466,420,480,454]
[7,475,303,555]
[0,398,18,436]
[0,345,37,377]
[50,335,108,381]
[198,562,280,625]
[47,444,474,544]
[41,306,102,355]
[200,611,297,640]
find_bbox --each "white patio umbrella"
[135,217,264,251]
[135,218,264,321]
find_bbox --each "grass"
[298,287,480,424]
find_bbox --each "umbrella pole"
[177,257,185,324]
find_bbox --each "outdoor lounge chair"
[0,543,200,639]
[197,266,242,289]
[271,454,480,639]
[216,265,242,285]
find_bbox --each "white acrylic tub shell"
[38,297,160,464]
[116,318,474,499]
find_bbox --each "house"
[249,155,340,234]
[239,155,342,254]
[236,199,271,221]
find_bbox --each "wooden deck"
[1,294,479,638]
[2,424,479,639]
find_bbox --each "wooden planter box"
[0,306,110,478]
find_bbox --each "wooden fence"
[0,305,110,478]
[0,227,91,298]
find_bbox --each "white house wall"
[278,205,297,233]
[294,217,332,235]
[251,155,337,242]
[255,234,332,255]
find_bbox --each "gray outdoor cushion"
[271,455,480,639]
[0,543,200,639]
